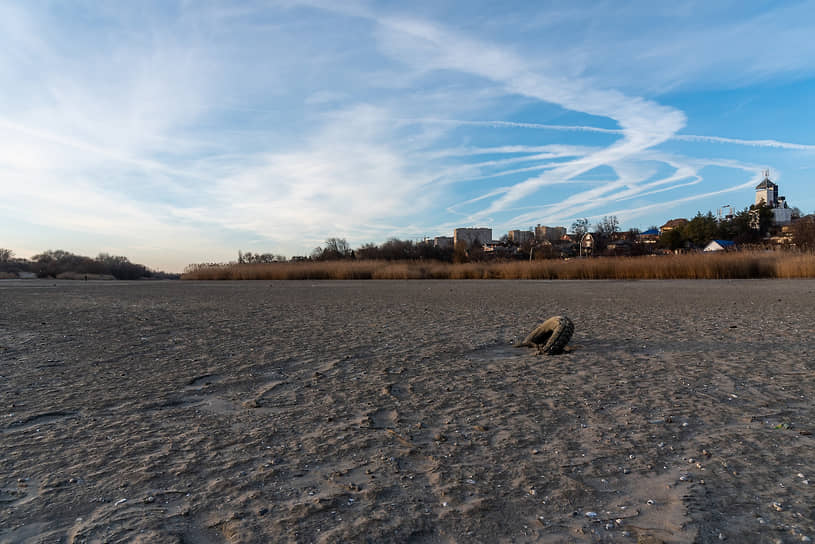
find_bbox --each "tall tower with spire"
[755,169,778,207]
[755,169,792,225]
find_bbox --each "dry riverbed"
[1,279,814,543]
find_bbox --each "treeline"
[237,250,287,264]
[312,237,454,262]
[183,238,456,276]
[0,249,178,280]
[185,234,477,276]
[656,206,775,250]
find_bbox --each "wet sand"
[1,279,814,543]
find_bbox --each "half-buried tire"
[517,316,574,355]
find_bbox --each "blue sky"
[2,1,814,271]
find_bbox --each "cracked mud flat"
[1,279,814,543]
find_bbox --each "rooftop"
[711,239,736,247]
[756,177,778,190]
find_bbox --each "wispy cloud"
[674,134,815,152]
[400,117,623,135]
[361,13,690,224]
[199,105,441,248]
[425,144,594,158]
[403,116,815,152]
[603,175,762,225]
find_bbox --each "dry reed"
[181,252,815,281]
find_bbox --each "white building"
[535,224,566,242]
[704,240,736,252]
[508,229,534,244]
[454,227,492,247]
[433,236,453,249]
[755,171,792,225]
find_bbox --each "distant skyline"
[2,1,815,271]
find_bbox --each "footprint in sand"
[0,477,41,508]
[369,408,399,429]
[244,379,297,409]
[3,411,79,434]
[67,498,170,543]
[184,373,221,391]
[382,382,410,399]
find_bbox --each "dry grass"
[55,272,116,280]
[181,252,815,281]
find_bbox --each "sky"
[1,1,815,272]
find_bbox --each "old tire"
[519,316,574,355]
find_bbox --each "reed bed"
[181,252,815,281]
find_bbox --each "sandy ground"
[1,279,814,544]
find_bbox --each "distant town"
[292,170,813,264]
[2,171,814,280]
[426,171,801,256]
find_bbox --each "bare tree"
[570,218,590,239]
[311,237,353,260]
[592,215,619,254]
[595,215,619,236]
[355,243,379,260]
[324,237,352,259]
[0,248,13,263]
[238,250,286,263]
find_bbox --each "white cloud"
[202,105,439,248]
[362,14,688,222]
[674,134,815,152]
